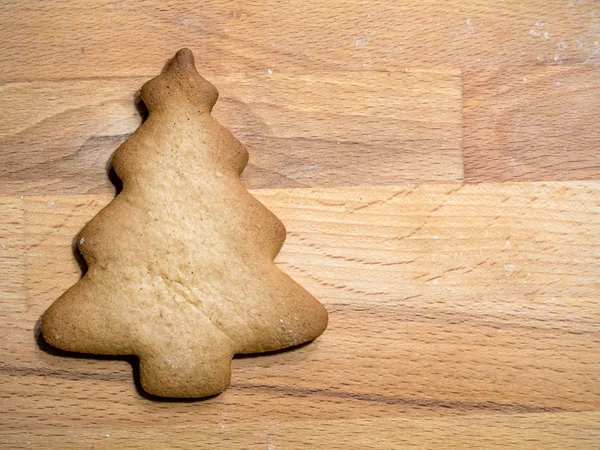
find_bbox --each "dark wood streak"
[234,383,570,413]
[0,363,571,412]
[0,363,132,382]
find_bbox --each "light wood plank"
[0,197,26,313]
[1,1,599,185]
[464,66,600,182]
[0,70,463,196]
[2,413,599,449]
[2,1,599,187]
[0,0,598,81]
[0,181,599,446]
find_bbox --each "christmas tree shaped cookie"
[41,48,328,398]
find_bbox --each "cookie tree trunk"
[41,48,328,398]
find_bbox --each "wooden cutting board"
[1,1,599,448]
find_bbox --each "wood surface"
[0,70,463,194]
[1,0,600,448]
[1,0,599,188]
[463,66,600,182]
[2,183,600,447]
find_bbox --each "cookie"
[41,48,328,398]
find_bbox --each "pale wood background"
[1,1,599,448]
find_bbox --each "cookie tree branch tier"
[40,48,328,398]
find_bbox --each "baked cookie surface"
[41,48,328,398]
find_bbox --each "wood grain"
[2,0,600,447]
[1,1,598,188]
[464,66,600,182]
[0,0,598,81]
[2,413,599,449]
[1,181,599,446]
[0,69,462,196]
[0,198,26,313]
